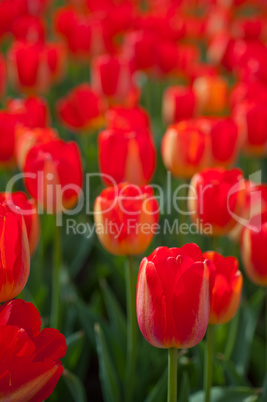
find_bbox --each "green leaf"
[190,386,260,402]
[100,279,127,344]
[144,368,168,402]
[231,289,265,376]
[63,369,87,402]
[63,331,85,371]
[218,355,249,387]
[180,371,191,402]
[95,323,122,402]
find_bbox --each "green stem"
[51,215,62,330]
[168,348,178,402]
[224,310,239,360]
[204,325,214,402]
[125,256,137,402]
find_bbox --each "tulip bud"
[241,211,267,286]
[188,167,245,236]
[203,251,243,324]
[0,299,66,402]
[0,202,30,302]
[94,183,159,256]
[193,74,228,115]
[98,128,156,186]
[162,86,196,125]
[209,118,239,167]
[161,121,210,179]
[136,244,215,348]
[0,192,40,254]
[23,139,83,213]
[57,84,106,132]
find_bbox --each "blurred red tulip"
[203,251,243,324]
[230,80,267,108]
[136,244,215,348]
[161,121,210,179]
[209,118,239,166]
[11,14,45,43]
[7,96,49,128]
[15,127,58,169]
[155,40,179,76]
[94,182,159,255]
[92,54,138,105]
[229,181,267,241]
[241,211,267,286]
[0,112,20,167]
[0,299,66,402]
[0,55,6,100]
[0,202,30,302]
[57,84,106,132]
[188,167,245,236]
[8,41,66,93]
[193,74,228,115]
[233,101,267,156]
[23,139,83,213]
[0,192,40,254]
[105,106,150,131]
[98,127,156,186]
[162,86,196,125]
[123,31,156,72]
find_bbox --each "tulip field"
[1,0,267,401]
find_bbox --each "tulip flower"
[0,112,21,167]
[193,74,228,115]
[0,202,30,302]
[188,167,245,236]
[0,55,6,99]
[137,243,215,348]
[209,118,239,167]
[162,86,196,125]
[23,138,83,213]
[98,127,156,186]
[123,30,156,72]
[7,95,49,128]
[241,211,267,286]
[57,84,106,132]
[11,14,45,43]
[230,80,267,109]
[233,101,267,156]
[0,192,40,254]
[92,54,139,106]
[8,40,66,93]
[0,299,66,402]
[203,251,243,324]
[15,127,58,169]
[136,244,215,402]
[105,105,150,131]
[94,182,159,256]
[161,121,210,179]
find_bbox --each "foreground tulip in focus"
[0,202,30,302]
[0,299,66,402]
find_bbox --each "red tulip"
[23,139,83,213]
[233,101,267,156]
[155,40,179,76]
[230,182,267,241]
[0,192,40,254]
[241,211,267,286]
[15,127,58,169]
[94,182,159,256]
[136,244,215,348]
[8,41,66,93]
[193,74,228,115]
[123,30,156,72]
[161,121,210,179]
[0,299,66,402]
[209,118,239,167]
[57,84,106,132]
[203,251,243,324]
[0,112,21,167]
[105,106,150,131]
[7,96,49,128]
[92,54,139,105]
[98,128,156,186]
[0,202,30,302]
[230,80,267,109]
[11,14,45,43]
[188,167,245,236]
[162,86,196,125]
